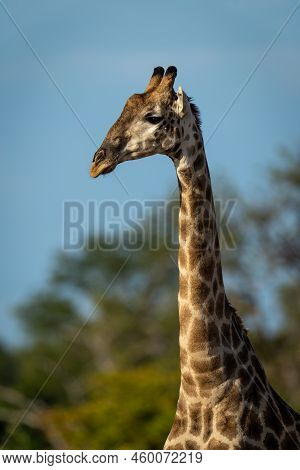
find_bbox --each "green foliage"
[16,294,80,339]
[44,367,179,449]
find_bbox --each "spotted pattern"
[92,66,300,450]
[164,100,300,450]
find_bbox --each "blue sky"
[0,0,300,345]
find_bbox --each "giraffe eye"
[145,115,163,125]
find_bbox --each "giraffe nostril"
[93,149,105,164]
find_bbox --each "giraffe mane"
[187,96,202,130]
[225,295,248,336]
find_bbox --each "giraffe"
[89,66,300,449]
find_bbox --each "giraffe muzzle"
[90,149,116,178]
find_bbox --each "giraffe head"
[90,66,195,177]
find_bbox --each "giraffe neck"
[164,108,300,450]
[172,123,244,409]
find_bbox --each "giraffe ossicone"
[90,66,300,450]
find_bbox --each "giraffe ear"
[177,86,186,118]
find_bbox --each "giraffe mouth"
[90,161,117,178]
